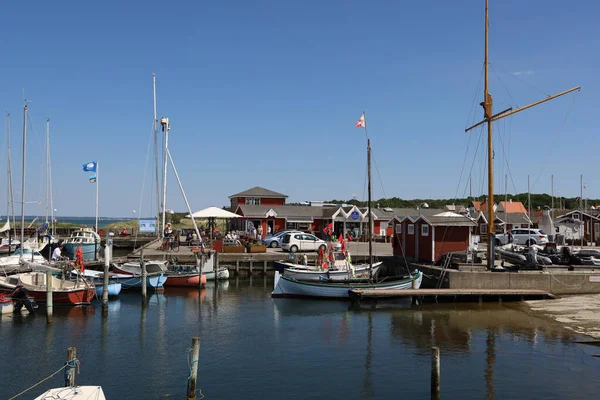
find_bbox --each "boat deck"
[349,288,557,304]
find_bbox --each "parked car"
[262,230,302,248]
[281,233,341,252]
[496,228,549,246]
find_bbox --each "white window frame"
[245,197,261,205]
[573,213,580,220]
[480,223,487,234]
[408,224,414,235]
[421,224,429,236]
[395,224,402,234]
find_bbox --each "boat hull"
[95,283,122,297]
[282,262,382,282]
[164,273,206,287]
[28,288,96,305]
[204,267,230,281]
[0,298,14,314]
[272,270,423,299]
[63,243,98,261]
[118,274,167,290]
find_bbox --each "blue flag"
[82,161,97,172]
[89,174,97,183]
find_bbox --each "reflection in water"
[485,328,496,400]
[1,281,599,400]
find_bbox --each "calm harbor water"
[1,278,599,399]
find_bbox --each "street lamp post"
[418,202,429,216]
[133,210,136,220]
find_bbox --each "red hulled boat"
[0,272,95,305]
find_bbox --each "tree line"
[328,193,600,211]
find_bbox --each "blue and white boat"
[117,273,167,290]
[62,228,101,260]
[71,270,122,297]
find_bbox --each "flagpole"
[95,161,99,233]
[363,112,373,280]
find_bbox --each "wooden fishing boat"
[111,260,167,275]
[62,228,101,261]
[0,272,95,305]
[277,260,382,282]
[272,270,422,299]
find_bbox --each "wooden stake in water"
[102,244,110,308]
[213,252,219,280]
[65,347,77,387]
[431,346,440,400]
[46,269,53,323]
[141,249,147,304]
[186,337,201,400]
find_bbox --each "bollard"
[186,337,201,400]
[102,244,110,308]
[65,347,77,387]
[431,347,440,400]
[263,260,267,274]
[141,249,147,304]
[46,269,53,323]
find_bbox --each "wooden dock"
[349,288,557,304]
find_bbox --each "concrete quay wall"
[415,264,600,295]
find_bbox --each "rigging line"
[7,364,66,400]
[134,124,154,249]
[462,126,485,199]
[370,150,387,200]
[454,127,475,199]
[25,111,46,206]
[465,62,485,130]
[490,64,519,108]
[490,62,551,97]
[495,119,519,195]
[530,91,579,192]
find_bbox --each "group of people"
[248,224,271,241]
[224,231,239,242]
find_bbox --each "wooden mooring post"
[431,347,440,400]
[213,252,219,280]
[186,337,201,400]
[65,347,77,387]
[102,244,110,309]
[46,269,53,323]
[141,249,147,304]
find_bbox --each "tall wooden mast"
[466,0,580,270]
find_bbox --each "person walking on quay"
[257,225,263,241]
[267,225,272,235]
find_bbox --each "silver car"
[262,230,301,248]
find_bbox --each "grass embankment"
[104,219,230,232]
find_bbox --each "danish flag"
[356,113,365,128]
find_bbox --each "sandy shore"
[527,294,600,339]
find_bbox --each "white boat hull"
[283,262,382,282]
[0,299,14,314]
[204,267,230,281]
[35,386,106,400]
[272,270,423,299]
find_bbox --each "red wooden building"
[392,212,476,263]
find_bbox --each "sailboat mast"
[367,138,373,279]
[484,0,495,270]
[153,73,160,238]
[6,113,15,223]
[161,118,170,237]
[20,105,27,261]
[45,119,50,224]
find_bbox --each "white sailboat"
[272,113,422,298]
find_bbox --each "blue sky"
[0,0,597,217]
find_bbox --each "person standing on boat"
[52,244,64,261]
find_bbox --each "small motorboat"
[71,270,122,297]
[111,260,168,275]
[163,264,206,287]
[0,272,95,305]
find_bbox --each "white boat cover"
[35,386,106,399]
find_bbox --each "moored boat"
[0,294,14,314]
[0,272,95,305]
[277,260,382,282]
[111,260,168,275]
[272,270,422,299]
[35,386,107,400]
[164,271,206,287]
[62,228,101,261]
[71,270,122,297]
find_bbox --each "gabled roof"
[229,186,288,199]
[555,210,600,222]
[501,212,532,225]
[394,212,476,227]
[235,205,322,219]
[470,201,483,211]
[498,201,527,214]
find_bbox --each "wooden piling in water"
[186,337,201,400]
[102,244,110,309]
[431,347,440,400]
[235,260,239,275]
[263,260,267,274]
[213,252,218,280]
[46,269,53,323]
[65,347,77,387]
[141,249,147,304]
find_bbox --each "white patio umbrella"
[186,207,240,241]
[186,207,240,219]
